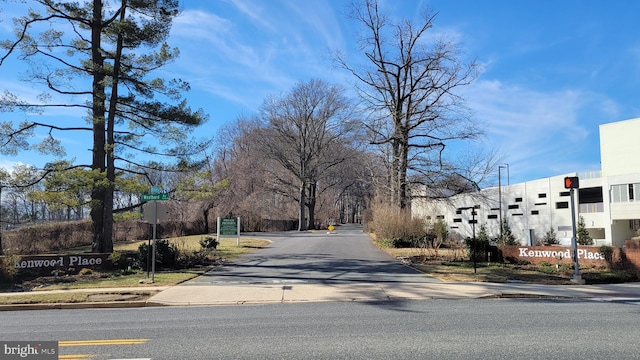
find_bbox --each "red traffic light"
[564,176,579,189]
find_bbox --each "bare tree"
[336,0,482,209]
[258,79,359,231]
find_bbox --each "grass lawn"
[0,235,271,304]
[68,235,270,260]
[0,290,155,305]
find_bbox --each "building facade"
[412,118,640,247]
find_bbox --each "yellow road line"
[59,339,149,346]
[59,355,95,360]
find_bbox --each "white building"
[412,118,640,247]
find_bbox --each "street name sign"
[142,193,169,201]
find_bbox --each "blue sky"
[2,0,640,186]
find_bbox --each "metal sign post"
[564,176,584,284]
[142,192,169,283]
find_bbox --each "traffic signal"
[564,176,579,189]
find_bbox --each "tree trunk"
[101,0,127,254]
[307,182,317,230]
[298,182,307,231]
[398,131,409,210]
[90,0,107,253]
[203,207,210,234]
[0,186,3,255]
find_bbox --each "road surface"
[2,299,639,359]
[191,224,440,285]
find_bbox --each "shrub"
[464,237,490,262]
[2,220,92,254]
[599,245,614,265]
[0,254,19,281]
[200,236,219,251]
[137,239,178,270]
[367,202,430,247]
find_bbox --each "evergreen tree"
[496,219,518,246]
[542,227,559,245]
[0,1,208,252]
[577,216,593,245]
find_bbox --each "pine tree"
[0,1,208,252]
[497,219,518,246]
[542,227,559,245]
[577,216,593,245]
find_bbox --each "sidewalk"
[3,281,640,311]
[145,281,640,306]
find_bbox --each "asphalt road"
[2,299,640,359]
[190,224,440,285]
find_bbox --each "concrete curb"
[0,300,150,311]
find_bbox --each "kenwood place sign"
[500,246,608,265]
[12,254,110,270]
[518,247,605,261]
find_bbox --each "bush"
[3,221,92,254]
[599,245,614,265]
[199,236,219,251]
[0,254,19,281]
[137,239,178,270]
[367,202,430,247]
[464,237,490,262]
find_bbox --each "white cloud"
[0,159,26,172]
[463,79,609,180]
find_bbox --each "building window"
[531,210,539,215]
[559,191,570,197]
[508,204,519,209]
[630,184,635,201]
[611,184,629,203]
[515,197,522,202]
[436,215,445,219]
[558,225,572,231]
[535,202,547,206]
[488,214,498,219]
[556,202,569,209]
[453,218,462,223]
[490,207,499,211]
[538,193,547,198]
[455,210,462,214]
[512,213,524,216]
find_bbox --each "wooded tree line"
[0,0,497,254]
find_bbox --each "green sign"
[142,193,169,201]
[219,218,238,236]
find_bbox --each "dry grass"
[374,239,637,284]
[413,262,573,284]
[0,290,155,305]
